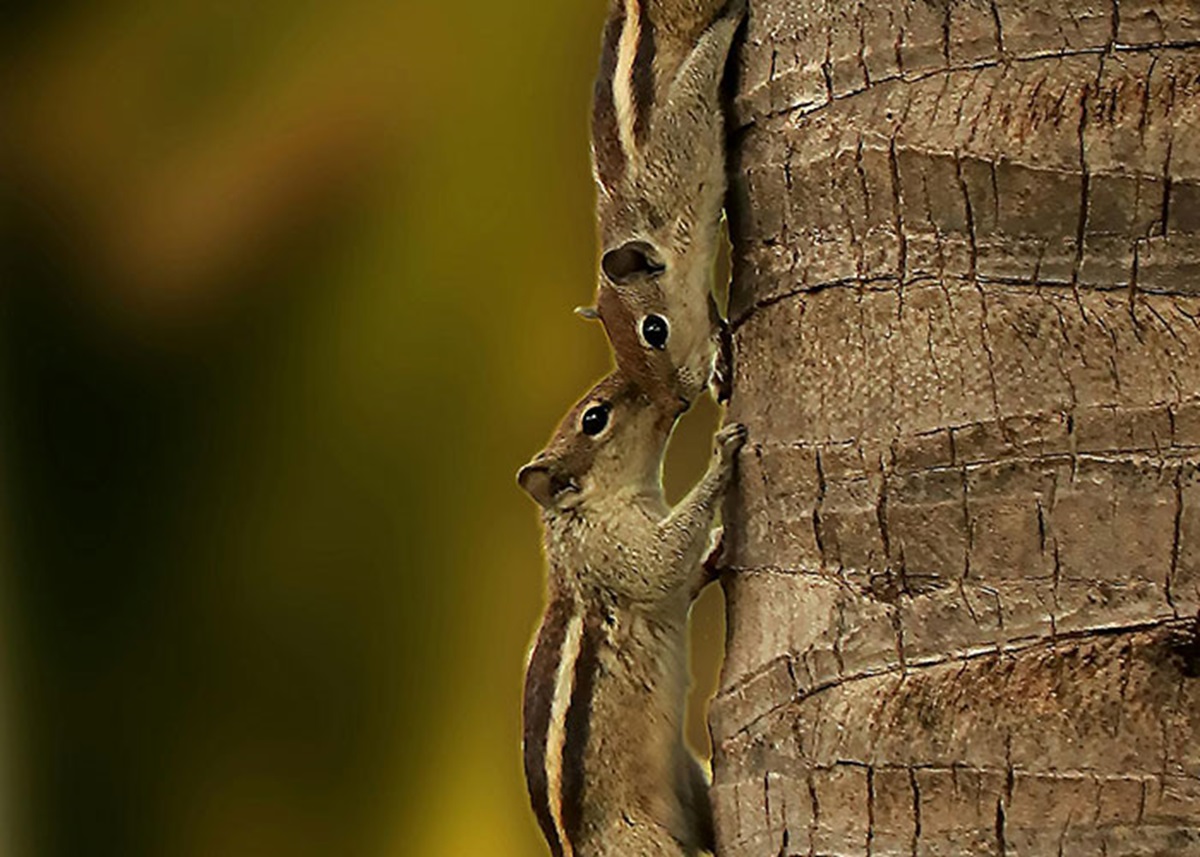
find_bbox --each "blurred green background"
[0,3,726,855]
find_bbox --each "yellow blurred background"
[0,3,726,855]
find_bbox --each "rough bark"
[712,2,1200,854]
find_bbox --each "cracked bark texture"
[712,1,1200,854]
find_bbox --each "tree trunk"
[711,2,1200,854]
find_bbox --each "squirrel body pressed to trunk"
[589,0,745,407]
[518,372,745,856]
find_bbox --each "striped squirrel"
[518,371,747,856]
[587,0,746,407]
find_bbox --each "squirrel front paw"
[715,422,748,463]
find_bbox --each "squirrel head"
[517,372,676,512]
[589,239,721,408]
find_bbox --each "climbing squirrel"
[587,0,746,407]
[518,371,747,856]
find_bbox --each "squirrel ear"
[601,241,665,284]
[517,460,577,508]
[574,305,600,320]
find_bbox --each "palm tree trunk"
[712,2,1200,854]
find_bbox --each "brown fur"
[518,371,746,855]
[590,0,745,406]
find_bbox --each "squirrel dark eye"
[641,314,669,350]
[601,241,665,284]
[581,404,611,436]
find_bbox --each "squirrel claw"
[715,422,748,457]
